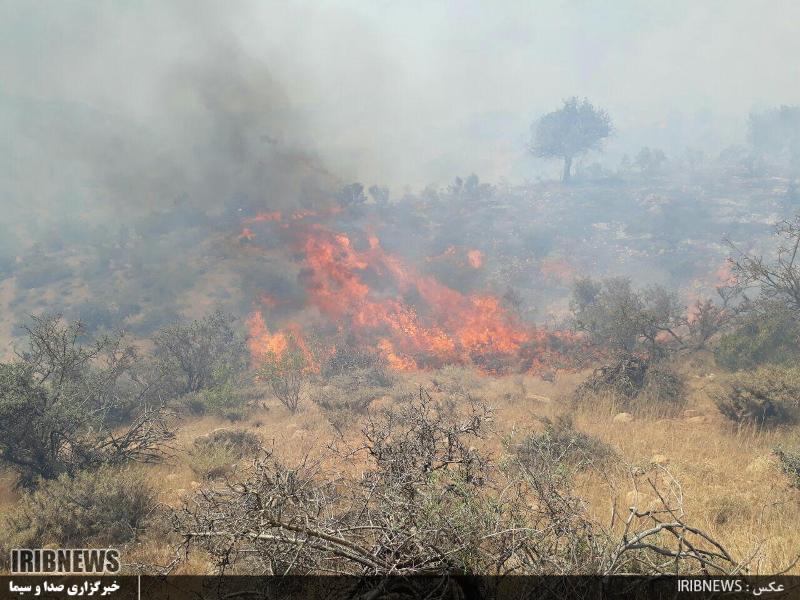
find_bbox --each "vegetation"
[714,365,800,427]
[715,312,800,370]
[2,467,155,551]
[774,446,800,489]
[530,97,612,183]
[257,333,309,413]
[0,316,174,488]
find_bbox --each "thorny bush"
[175,389,744,577]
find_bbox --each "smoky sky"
[2,0,799,206]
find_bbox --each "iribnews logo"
[10,549,121,574]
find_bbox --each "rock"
[686,415,707,424]
[683,409,700,418]
[650,454,669,465]
[292,428,310,439]
[190,481,201,489]
[613,412,634,423]
[528,394,552,404]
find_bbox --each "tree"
[530,98,612,183]
[570,277,685,360]
[0,315,174,488]
[748,105,800,171]
[152,311,247,396]
[635,147,667,177]
[257,333,308,413]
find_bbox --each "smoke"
[2,0,800,215]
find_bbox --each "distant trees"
[530,98,612,183]
[748,105,800,170]
[635,147,667,177]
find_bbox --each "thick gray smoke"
[3,0,800,221]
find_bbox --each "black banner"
[3,576,800,600]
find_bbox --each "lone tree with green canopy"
[530,97,612,183]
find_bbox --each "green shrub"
[513,415,616,473]
[714,365,800,427]
[2,467,155,551]
[195,380,252,421]
[773,446,800,488]
[189,429,260,479]
[638,366,686,408]
[715,313,800,371]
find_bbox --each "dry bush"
[188,429,260,480]
[430,365,487,396]
[512,415,617,473]
[1,467,155,553]
[194,429,261,456]
[0,315,174,488]
[637,366,686,409]
[175,389,743,577]
[575,355,649,400]
[714,365,800,427]
[311,336,395,430]
[574,355,685,413]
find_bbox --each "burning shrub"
[257,333,308,413]
[773,446,800,489]
[2,467,155,552]
[714,365,800,427]
[513,415,617,473]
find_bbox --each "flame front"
[244,217,564,373]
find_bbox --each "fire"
[241,214,567,374]
[244,211,282,224]
[467,249,483,269]
[246,311,288,358]
[294,226,547,371]
[539,258,575,283]
[247,311,318,370]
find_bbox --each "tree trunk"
[562,155,573,183]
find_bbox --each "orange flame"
[467,249,483,269]
[297,226,542,371]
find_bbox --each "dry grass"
[1,361,798,574]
